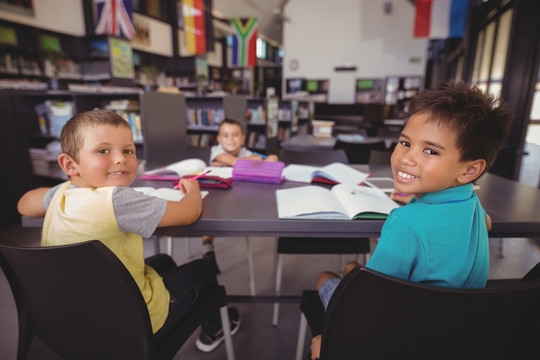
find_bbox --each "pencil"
[174,170,212,189]
[189,170,211,181]
[252,151,267,159]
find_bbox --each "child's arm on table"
[17,187,51,217]
[212,152,278,166]
[158,178,202,227]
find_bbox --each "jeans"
[146,255,222,336]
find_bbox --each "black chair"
[272,149,371,326]
[280,149,348,165]
[295,264,540,360]
[333,139,387,164]
[0,240,235,360]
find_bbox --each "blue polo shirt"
[366,183,489,288]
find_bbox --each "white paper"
[133,187,209,201]
[282,162,369,186]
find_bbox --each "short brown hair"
[60,109,131,162]
[218,118,244,134]
[408,81,513,175]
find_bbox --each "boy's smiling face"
[217,122,245,156]
[391,112,475,198]
[64,124,138,188]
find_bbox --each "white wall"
[283,0,428,103]
[0,0,85,36]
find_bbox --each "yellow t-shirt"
[42,181,170,333]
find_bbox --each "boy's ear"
[58,153,79,177]
[457,159,486,184]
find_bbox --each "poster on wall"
[0,0,34,17]
[109,37,134,79]
[132,15,150,46]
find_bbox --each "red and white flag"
[414,0,469,39]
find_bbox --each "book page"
[143,158,206,178]
[331,184,399,219]
[203,166,233,179]
[275,185,349,219]
[313,163,370,186]
[282,164,320,183]
[133,187,209,201]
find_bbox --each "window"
[471,7,514,97]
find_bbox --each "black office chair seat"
[0,240,235,360]
[295,263,540,360]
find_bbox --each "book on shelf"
[282,162,369,186]
[276,184,399,220]
[132,187,208,201]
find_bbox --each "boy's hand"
[265,154,279,162]
[390,190,413,204]
[311,335,321,359]
[177,178,200,194]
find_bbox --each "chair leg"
[295,313,308,360]
[245,237,256,296]
[165,236,174,256]
[184,237,191,258]
[498,238,506,259]
[272,253,284,326]
[151,235,160,254]
[220,306,236,360]
[339,254,345,274]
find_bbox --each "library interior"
[2,0,540,359]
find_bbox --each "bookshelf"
[185,95,247,148]
[246,98,311,153]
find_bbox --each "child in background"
[17,110,239,353]
[310,82,513,359]
[202,118,279,274]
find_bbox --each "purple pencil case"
[232,159,285,184]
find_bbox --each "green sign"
[0,26,17,46]
[40,34,61,52]
[109,37,134,79]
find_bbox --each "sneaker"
[202,251,222,275]
[196,307,241,352]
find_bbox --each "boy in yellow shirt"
[17,109,239,352]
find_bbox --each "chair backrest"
[142,91,188,170]
[281,149,349,166]
[333,139,386,164]
[368,149,393,167]
[0,240,153,360]
[320,266,540,359]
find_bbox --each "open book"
[281,162,369,186]
[276,184,399,220]
[133,187,208,201]
[140,158,207,180]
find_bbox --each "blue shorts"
[319,278,341,310]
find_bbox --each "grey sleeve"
[113,187,168,239]
[43,183,63,210]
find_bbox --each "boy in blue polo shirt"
[311,81,513,359]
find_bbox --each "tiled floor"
[2,138,540,359]
[2,226,540,360]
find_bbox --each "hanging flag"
[94,0,136,39]
[182,0,207,55]
[414,0,469,39]
[231,18,258,67]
